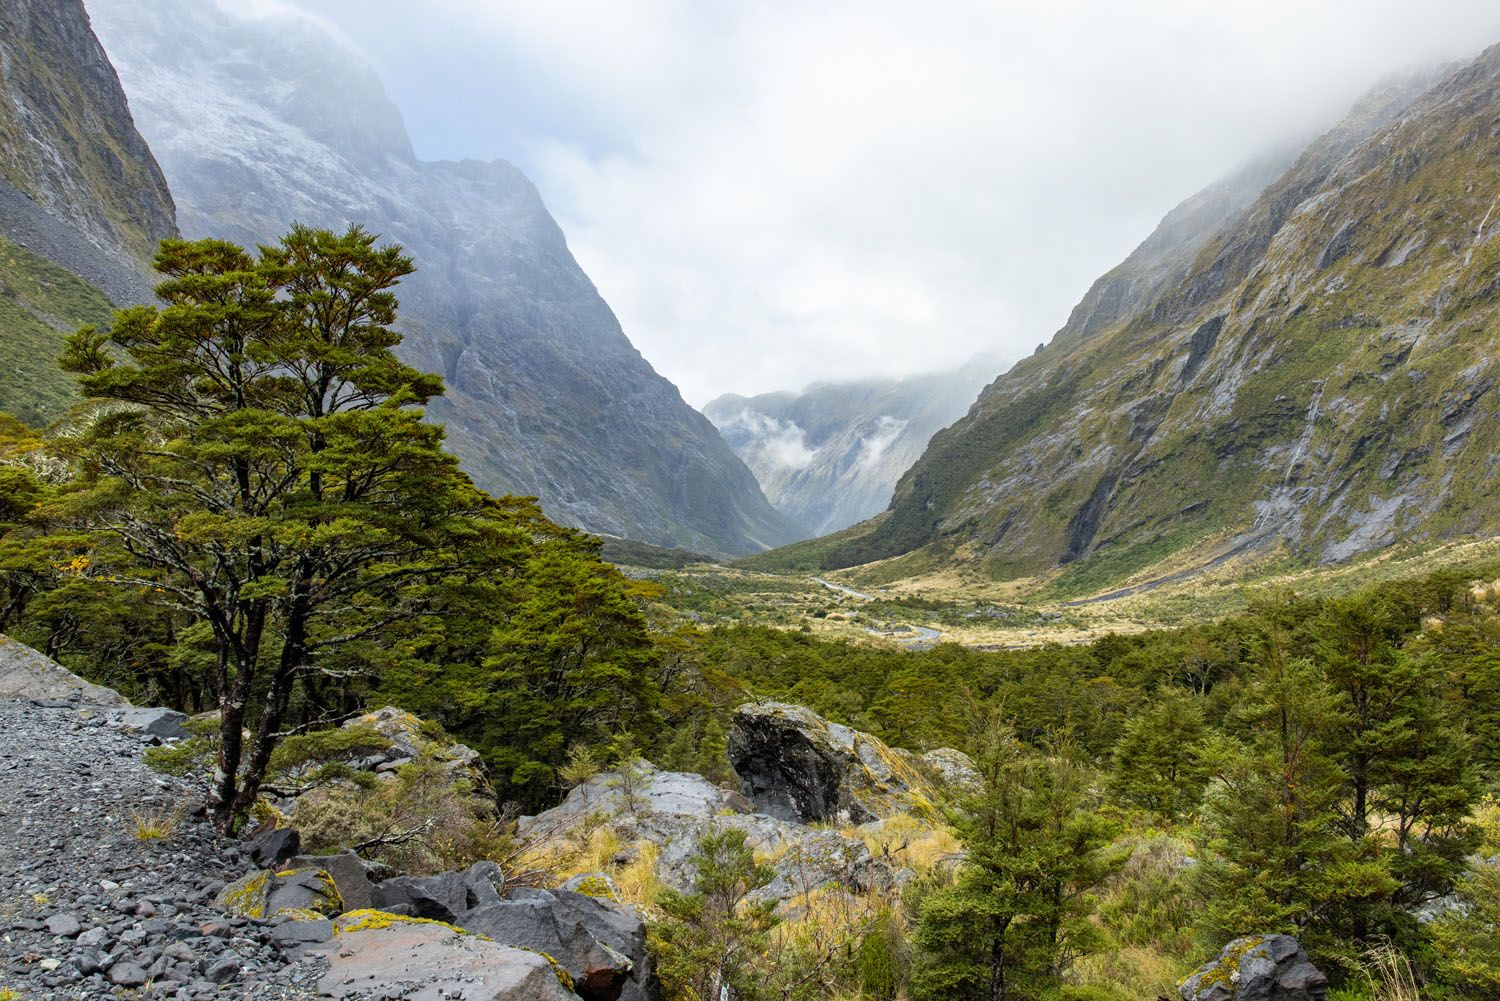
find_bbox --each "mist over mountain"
[84,0,803,557]
[814,55,1500,581]
[704,357,998,536]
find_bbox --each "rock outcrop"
[728,701,975,824]
[316,912,577,1001]
[1179,935,1329,1001]
[0,633,126,706]
[520,759,905,911]
[518,702,972,912]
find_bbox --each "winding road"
[811,577,943,647]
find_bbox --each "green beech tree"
[911,721,1123,1001]
[652,827,779,1001]
[1109,688,1211,820]
[58,226,479,830]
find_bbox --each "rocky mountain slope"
[85,0,803,557]
[818,55,1500,585]
[0,0,177,424]
[704,357,998,536]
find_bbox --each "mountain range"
[704,357,998,536]
[807,54,1500,586]
[67,0,802,557]
[0,0,176,425]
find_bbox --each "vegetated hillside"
[821,53,1500,585]
[704,356,999,536]
[0,0,177,424]
[86,0,804,557]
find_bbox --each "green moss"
[570,875,619,901]
[527,950,576,992]
[1186,935,1265,995]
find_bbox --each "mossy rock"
[335,908,475,937]
[216,868,342,921]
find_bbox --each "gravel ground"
[0,697,333,999]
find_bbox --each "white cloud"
[856,416,910,474]
[288,1,1500,405]
[717,410,819,471]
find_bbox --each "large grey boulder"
[313,916,576,1001]
[0,635,125,705]
[461,887,654,1001]
[1179,935,1328,1001]
[105,705,189,740]
[287,850,397,913]
[728,701,968,824]
[371,861,505,922]
[520,759,905,908]
[216,868,342,920]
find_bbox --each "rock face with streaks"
[86,0,804,557]
[816,49,1500,586]
[0,0,178,423]
[0,633,127,705]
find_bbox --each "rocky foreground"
[0,695,333,999]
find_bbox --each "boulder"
[1179,935,1328,1001]
[246,827,301,868]
[460,887,656,1001]
[342,706,484,782]
[371,861,506,922]
[313,912,575,1001]
[216,867,342,920]
[287,849,397,912]
[745,830,905,911]
[105,705,188,740]
[520,759,905,907]
[728,701,964,824]
[0,634,125,705]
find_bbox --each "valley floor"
[645,533,1500,647]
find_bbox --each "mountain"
[704,357,999,536]
[0,0,177,424]
[816,54,1500,584]
[85,0,804,557]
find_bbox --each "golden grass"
[131,807,176,841]
[844,812,961,874]
[614,841,664,907]
[1073,944,1192,999]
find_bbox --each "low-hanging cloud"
[284,1,1500,405]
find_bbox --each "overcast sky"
[273,1,1500,406]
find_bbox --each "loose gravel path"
[0,697,333,999]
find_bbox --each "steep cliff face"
[0,0,174,277]
[822,55,1500,582]
[705,358,998,536]
[87,0,803,556]
[0,0,177,424]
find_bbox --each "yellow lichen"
[1186,935,1265,994]
[520,949,575,992]
[221,870,271,919]
[335,908,476,937]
